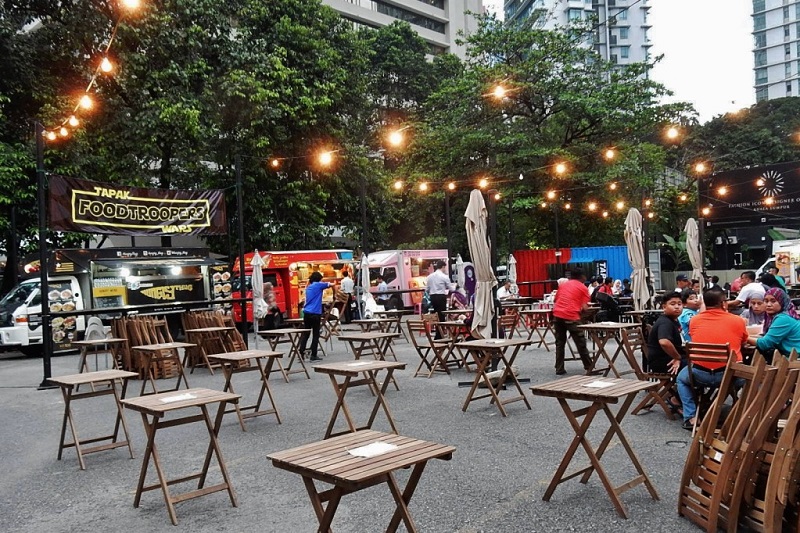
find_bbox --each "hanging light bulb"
[318,151,333,166]
[79,94,93,110]
[492,85,506,99]
[419,182,428,192]
[540,202,547,208]
[717,186,727,196]
[45,131,57,141]
[478,178,489,189]
[493,192,501,201]
[564,203,571,210]
[68,115,79,127]
[447,182,456,191]
[679,193,688,202]
[615,200,625,210]
[270,158,280,168]
[765,196,775,206]
[647,211,655,219]
[602,211,609,218]
[588,202,597,211]
[554,162,567,175]
[393,180,403,190]
[121,0,141,9]
[665,125,680,140]
[518,173,524,181]
[609,182,617,191]
[701,207,711,216]
[546,190,556,200]
[604,148,616,160]
[59,127,69,138]
[644,199,652,207]
[100,57,113,73]
[756,178,765,187]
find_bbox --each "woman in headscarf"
[746,287,800,361]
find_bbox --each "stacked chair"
[677,348,800,532]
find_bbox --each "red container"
[513,249,571,298]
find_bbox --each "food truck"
[231,249,356,321]
[0,247,226,355]
[364,249,449,308]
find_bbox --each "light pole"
[234,155,248,346]
[35,121,54,388]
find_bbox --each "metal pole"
[487,190,499,341]
[554,206,561,264]
[508,196,514,256]
[235,155,248,347]
[36,122,53,388]
[445,190,451,274]
[360,174,367,255]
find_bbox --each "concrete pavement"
[0,324,696,532]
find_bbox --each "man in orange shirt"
[676,289,748,430]
[553,268,593,375]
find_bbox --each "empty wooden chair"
[620,327,677,419]
[406,320,451,378]
[498,313,517,339]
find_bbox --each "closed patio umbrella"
[685,218,703,284]
[455,254,465,289]
[508,254,518,295]
[359,253,370,318]
[465,190,497,339]
[624,208,652,311]
[251,250,267,349]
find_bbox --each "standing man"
[727,270,765,310]
[677,289,748,430]
[375,274,391,309]
[298,272,330,362]
[553,268,594,375]
[426,260,452,336]
[340,270,355,324]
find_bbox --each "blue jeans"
[677,365,724,422]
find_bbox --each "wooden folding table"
[314,360,406,439]
[122,388,240,526]
[73,337,128,375]
[374,309,409,342]
[530,375,659,519]
[577,322,642,378]
[207,349,283,431]
[50,369,138,470]
[338,332,401,390]
[183,326,235,375]
[258,327,312,382]
[520,309,555,351]
[268,430,455,532]
[456,338,532,417]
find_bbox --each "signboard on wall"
[49,176,227,236]
[699,161,800,228]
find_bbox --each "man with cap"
[674,274,690,293]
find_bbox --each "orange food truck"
[231,249,356,322]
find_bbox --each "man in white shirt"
[728,270,766,310]
[376,274,391,309]
[497,280,514,300]
[340,270,355,323]
[426,260,452,336]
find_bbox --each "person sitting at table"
[448,285,469,310]
[262,282,283,330]
[621,278,633,298]
[677,289,749,430]
[746,287,800,362]
[767,266,787,290]
[375,274,392,309]
[646,292,684,376]
[597,277,614,296]
[496,279,515,300]
[740,294,766,327]
[612,279,623,296]
[728,270,765,312]
[677,289,700,342]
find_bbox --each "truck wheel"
[20,345,43,358]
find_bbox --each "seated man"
[646,292,684,375]
[676,289,748,430]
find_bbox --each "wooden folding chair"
[406,320,451,378]
[525,310,554,351]
[498,313,518,339]
[685,342,732,436]
[678,355,777,533]
[619,327,677,419]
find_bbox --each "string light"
[765,196,775,206]
[701,207,711,216]
[604,148,616,160]
[647,211,655,219]
[554,162,567,175]
[79,94,93,110]
[540,202,547,208]
[564,203,571,210]
[546,190,557,200]
[45,131,57,141]
[318,151,333,166]
[588,202,597,211]
[679,193,688,202]
[121,0,141,9]
[419,182,429,192]
[602,211,609,218]
[59,127,69,138]
[270,158,280,168]
[493,191,501,201]
[609,182,617,191]
[447,182,456,191]
[615,200,625,210]
[478,178,489,189]
[100,57,113,73]
[644,199,652,207]
[756,178,765,187]
[387,129,404,147]
[393,180,403,190]
[68,116,79,127]
[492,85,507,99]
[717,186,727,196]
[694,162,708,174]
[665,125,680,140]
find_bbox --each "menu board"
[210,266,232,309]
[47,280,78,350]
[92,277,126,310]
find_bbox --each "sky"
[483,0,755,123]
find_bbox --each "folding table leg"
[197,403,238,508]
[57,386,87,470]
[366,369,400,434]
[324,375,357,439]
[302,476,340,533]
[221,364,247,432]
[386,462,428,532]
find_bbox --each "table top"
[258,328,310,336]
[122,387,240,415]
[530,375,656,403]
[50,369,139,386]
[519,309,552,314]
[442,309,470,315]
[283,318,304,325]
[338,332,400,341]
[374,310,407,317]
[456,338,531,350]
[72,337,127,346]
[313,360,406,376]
[577,322,642,331]
[132,342,196,351]
[207,349,282,363]
[500,302,531,308]
[352,318,394,324]
[268,430,454,487]
[184,327,234,333]
[437,321,469,327]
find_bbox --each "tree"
[395,14,692,257]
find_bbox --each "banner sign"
[699,161,800,228]
[49,175,227,236]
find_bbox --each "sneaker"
[682,419,695,431]
[309,356,323,362]
[555,369,567,375]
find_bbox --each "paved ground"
[0,322,697,532]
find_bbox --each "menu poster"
[210,266,232,309]
[47,280,78,350]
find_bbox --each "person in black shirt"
[646,292,684,375]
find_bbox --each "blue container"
[568,246,632,282]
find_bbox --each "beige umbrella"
[251,250,267,349]
[685,218,703,283]
[455,254,465,289]
[508,254,518,295]
[465,190,497,339]
[624,208,651,311]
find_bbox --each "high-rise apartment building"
[752,0,800,102]
[503,0,652,66]
[322,0,482,59]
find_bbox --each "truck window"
[232,273,279,292]
[0,283,38,309]
[382,267,397,284]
